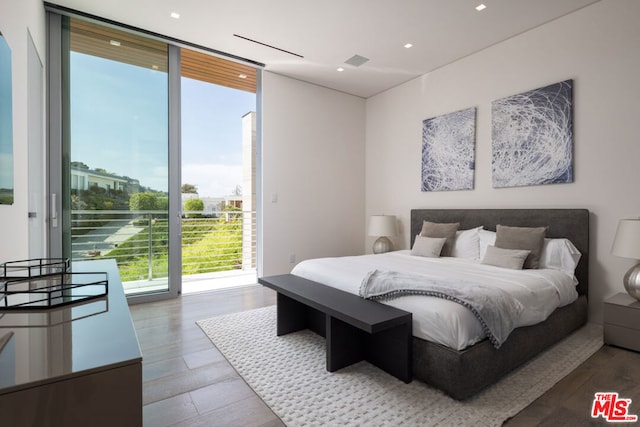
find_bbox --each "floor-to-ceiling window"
[66,18,172,296]
[180,49,257,293]
[47,10,261,302]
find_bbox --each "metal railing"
[71,210,256,286]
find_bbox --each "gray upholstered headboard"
[410,209,589,297]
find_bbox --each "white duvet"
[291,250,578,350]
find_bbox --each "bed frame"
[409,208,589,400]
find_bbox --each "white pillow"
[479,229,496,260]
[411,235,447,258]
[479,232,581,277]
[481,245,530,270]
[539,238,582,277]
[451,226,483,260]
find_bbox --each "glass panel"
[67,18,170,295]
[0,32,14,205]
[180,48,257,293]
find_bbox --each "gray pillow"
[494,225,547,269]
[481,245,531,270]
[411,236,447,258]
[420,221,460,257]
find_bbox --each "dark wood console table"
[259,274,412,383]
[0,259,142,426]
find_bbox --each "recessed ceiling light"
[475,4,487,11]
[238,74,247,79]
[404,43,413,49]
[152,65,159,70]
[337,67,345,72]
[109,40,121,47]
[170,12,180,19]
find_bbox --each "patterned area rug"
[197,306,602,427]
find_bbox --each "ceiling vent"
[344,54,369,67]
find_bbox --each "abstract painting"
[421,107,476,192]
[491,80,573,188]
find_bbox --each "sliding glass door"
[69,18,172,296]
[47,11,261,302]
[49,15,178,299]
[180,48,257,293]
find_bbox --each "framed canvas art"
[491,80,573,188]
[421,107,476,192]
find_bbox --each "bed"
[291,208,589,400]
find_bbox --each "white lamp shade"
[612,219,640,259]
[368,215,397,237]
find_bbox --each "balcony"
[71,209,256,295]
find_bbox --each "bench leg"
[276,293,326,337]
[276,293,309,336]
[326,315,365,372]
[366,321,413,383]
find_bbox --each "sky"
[0,33,13,192]
[182,77,255,197]
[70,52,255,198]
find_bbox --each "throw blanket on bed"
[359,270,524,349]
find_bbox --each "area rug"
[197,306,602,426]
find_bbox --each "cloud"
[182,163,243,197]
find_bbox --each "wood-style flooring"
[130,285,640,426]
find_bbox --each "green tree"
[71,194,87,210]
[129,192,158,211]
[70,161,89,169]
[157,196,168,210]
[184,198,204,218]
[181,183,198,194]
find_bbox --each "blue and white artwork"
[491,80,573,188]
[421,107,476,192]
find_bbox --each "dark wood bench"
[258,274,413,383]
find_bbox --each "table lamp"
[369,215,397,254]
[611,218,640,300]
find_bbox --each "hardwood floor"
[130,285,283,427]
[131,285,640,426]
[504,344,640,426]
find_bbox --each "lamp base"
[373,236,392,254]
[624,262,640,301]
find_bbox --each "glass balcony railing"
[71,209,256,294]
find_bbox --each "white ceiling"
[48,0,601,98]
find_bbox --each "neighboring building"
[225,195,242,210]
[202,196,224,213]
[70,165,128,192]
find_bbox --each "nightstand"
[603,293,640,352]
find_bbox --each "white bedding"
[291,250,578,350]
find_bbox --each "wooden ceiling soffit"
[69,18,168,72]
[181,48,256,93]
[69,18,257,94]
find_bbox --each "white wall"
[261,72,366,276]
[0,0,46,261]
[365,0,640,323]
